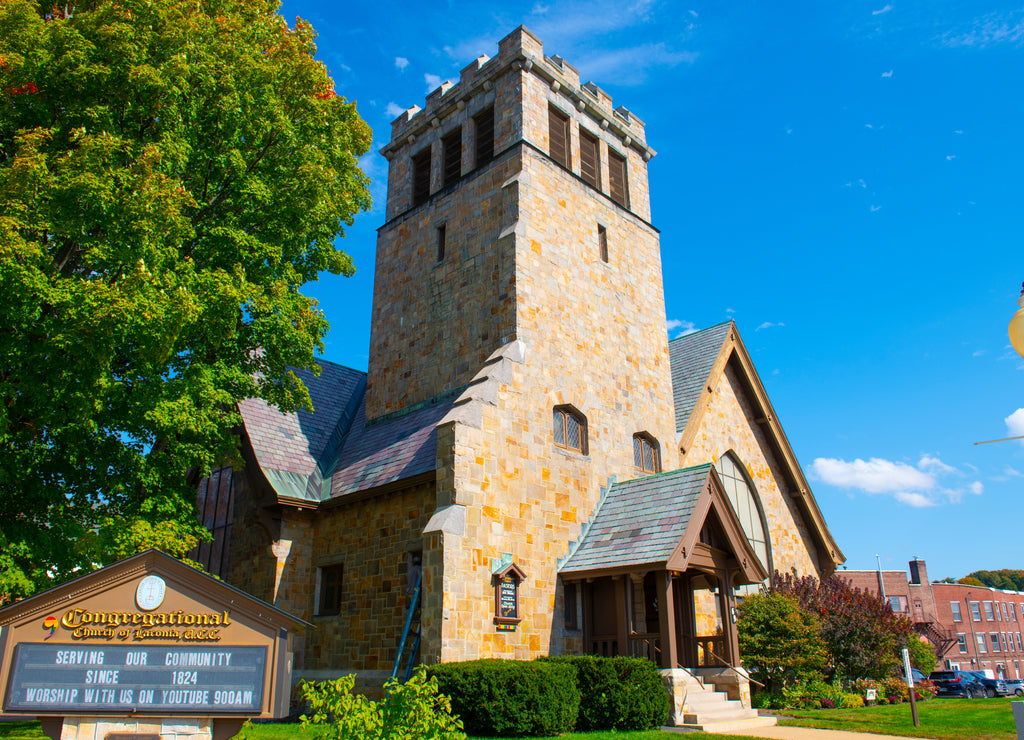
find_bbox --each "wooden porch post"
[719,572,740,665]
[658,571,678,669]
[582,579,593,655]
[614,576,629,657]
[677,574,697,667]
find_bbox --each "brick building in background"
[191,27,845,729]
[840,559,1024,679]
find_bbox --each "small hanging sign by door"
[492,561,526,630]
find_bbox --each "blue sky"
[279,0,1024,581]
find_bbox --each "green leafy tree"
[906,634,937,675]
[961,569,1024,591]
[775,571,913,681]
[737,591,828,693]
[0,0,371,601]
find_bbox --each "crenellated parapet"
[380,26,653,162]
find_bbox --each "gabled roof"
[559,464,767,584]
[237,360,448,505]
[668,322,845,573]
[325,395,453,501]
[239,360,365,501]
[668,321,734,433]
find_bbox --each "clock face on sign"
[136,575,166,611]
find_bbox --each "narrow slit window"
[579,130,600,189]
[598,224,608,263]
[548,106,571,169]
[436,224,446,262]
[317,564,344,616]
[412,147,431,206]
[474,107,494,167]
[442,129,462,188]
[608,149,629,208]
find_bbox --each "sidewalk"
[710,726,932,740]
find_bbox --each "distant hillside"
[958,570,1024,591]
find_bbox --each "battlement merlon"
[379,26,656,162]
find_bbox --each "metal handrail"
[706,648,764,688]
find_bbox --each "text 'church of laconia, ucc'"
[193,26,844,715]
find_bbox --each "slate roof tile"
[668,321,733,433]
[560,464,714,574]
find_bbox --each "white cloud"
[395,57,409,71]
[870,205,882,212]
[532,3,549,13]
[571,43,697,86]
[954,129,965,134]
[873,4,893,15]
[881,69,894,77]
[973,349,985,357]
[385,102,406,119]
[1005,466,1022,477]
[1006,408,1024,442]
[726,308,736,314]
[666,318,697,338]
[938,10,1024,48]
[895,492,935,508]
[812,457,934,494]
[919,454,957,475]
[756,321,785,331]
[424,73,443,92]
[810,454,982,506]
[946,154,956,160]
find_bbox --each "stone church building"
[193,26,843,726]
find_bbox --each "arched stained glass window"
[715,453,772,593]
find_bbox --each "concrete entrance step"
[677,715,778,733]
[682,706,760,723]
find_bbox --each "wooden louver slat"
[474,107,494,166]
[608,150,628,208]
[412,147,431,206]
[549,106,570,169]
[442,130,462,188]
[579,131,600,189]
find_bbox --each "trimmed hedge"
[542,655,669,731]
[427,659,580,737]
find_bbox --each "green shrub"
[542,655,669,731]
[300,667,465,740]
[840,692,865,708]
[427,659,579,737]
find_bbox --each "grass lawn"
[0,721,777,740]
[780,696,1020,739]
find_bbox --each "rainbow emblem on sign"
[42,615,57,640]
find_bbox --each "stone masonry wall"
[430,137,678,661]
[680,363,821,578]
[300,482,434,675]
[368,26,656,421]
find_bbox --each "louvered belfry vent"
[609,149,629,208]
[580,130,600,189]
[442,129,462,188]
[412,147,431,206]
[548,105,571,169]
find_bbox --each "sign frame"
[492,562,526,627]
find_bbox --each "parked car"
[1004,679,1024,697]
[900,667,928,684]
[928,670,986,698]
[967,671,1011,697]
